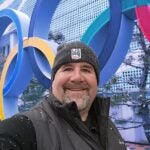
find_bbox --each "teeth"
[68,89,84,91]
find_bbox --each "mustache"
[63,83,88,90]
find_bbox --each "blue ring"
[0,8,30,95]
[98,0,122,71]
[28,0,60,88]
[4,48,33,117]
[81,0,149,85]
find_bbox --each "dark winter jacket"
[0,93,127,150]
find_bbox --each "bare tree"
[124,21,150,107]
[48,31,65,44]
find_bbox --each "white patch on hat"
[71,48,81,60]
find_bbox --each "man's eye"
[63,67,73,71]
[82,69,91,73]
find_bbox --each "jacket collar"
[48,92,110,120]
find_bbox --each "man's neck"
[80,110,89,121]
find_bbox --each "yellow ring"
[0,37,55,120]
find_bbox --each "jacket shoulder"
[23,99,55,123]
[0,115,37,150]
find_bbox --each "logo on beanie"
[71,48,81,60]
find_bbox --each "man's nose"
[70,70,84,82]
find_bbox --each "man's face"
[52,62,98,112]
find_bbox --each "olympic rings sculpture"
[0,0,150,119]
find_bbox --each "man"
[0,41,127,150]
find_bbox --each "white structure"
[112,49,150,92]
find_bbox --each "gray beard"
[63,95,91,112]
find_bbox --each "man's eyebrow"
[82,64,94,70]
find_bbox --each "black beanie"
[51,41,100,84]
